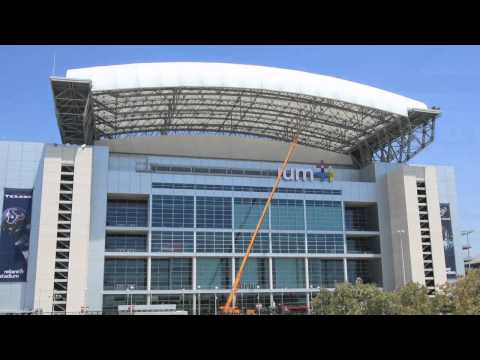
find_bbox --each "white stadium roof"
[51,62,440,167]
[66,62,427,117]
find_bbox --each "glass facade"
[346,236,380,254]
[196,196,232,229]
[307,234,344,254]
[196,258,231,289]
[235,258,269,289]
[272,258,305,289]
[104,259,147,290]
[344,206,378,231]
[102,175,382,314]
[306,200,343,231]
[271,199,305,230]
[234,198,269,230]
[105,233,147,252]
[347,259,382,286]
[151,195,194,228]
[106,199,148,227]
[271,233,305,253]
[234,232,270,253]
[151,258,192,290]
[308,259,344,288]
[196,232,232,253]
[153,182,342,195]
[151,231,194,252]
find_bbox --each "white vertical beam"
[425,167,447,287]
[33,146,63,313]
[192,257,197,315]
[67,146,94,313]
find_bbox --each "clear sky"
[1,45,479,256]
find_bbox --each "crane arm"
[222,134,300,313]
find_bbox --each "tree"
[391,283,437,315]
[312,281,395,315]
[311,270,480,315]
[442,269,480,315]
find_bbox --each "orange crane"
[221,134,300,314]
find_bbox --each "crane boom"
[222,134,300,314]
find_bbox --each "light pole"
[397,230,407,286]
[214,286,218,315]
[126,285,135,314]
[256,285,260,315]
[181,288,185,312]
[241,290,244,312]
[197,285,201,315]
[83,287,88,315]
[309,285,313,313]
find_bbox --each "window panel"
[272,258,305,288]
[103,259,147,290]
[151,231,194,252]
[196,258,231,289]
[196,196,232,229]
[308,259,344,288]
[306,200,343,231]
[271,233,305,254]
[234,198,269,230]
[196,232,232,253]
[151,258,192,290]
[106,199,148,227]
[271,199,304,230]
[307,233,344,254]
[151,195,194,228]
[105,233,147,252]
[235,258,269,289]
[347,259,370,283]
[234,232,270,253]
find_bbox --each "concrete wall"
[66,147,94,312]
[385,165,448,290]
[424,167,447,285]
[86,146,109,312]
[97,135,354,166]
[33,146,68,312]
[31,145,96,313]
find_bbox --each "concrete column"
[146,257,151,305]
[305,257,310,313]
[304,257,309,289]
[425,167,447,287]
[192,257,197,314]
[192,294,197,315]
[67,147,94,313]
[387,167,425,288]
[231,257,236,307]
[33,146,63,313]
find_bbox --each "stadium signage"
[0,188,33,282]
[278,161,335,183]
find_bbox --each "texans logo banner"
[0,188,33,282]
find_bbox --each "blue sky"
[1,45,479,256]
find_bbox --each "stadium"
[0,62,463,314]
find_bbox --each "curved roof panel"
[52,62,440,167]
[66,62,427,117]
